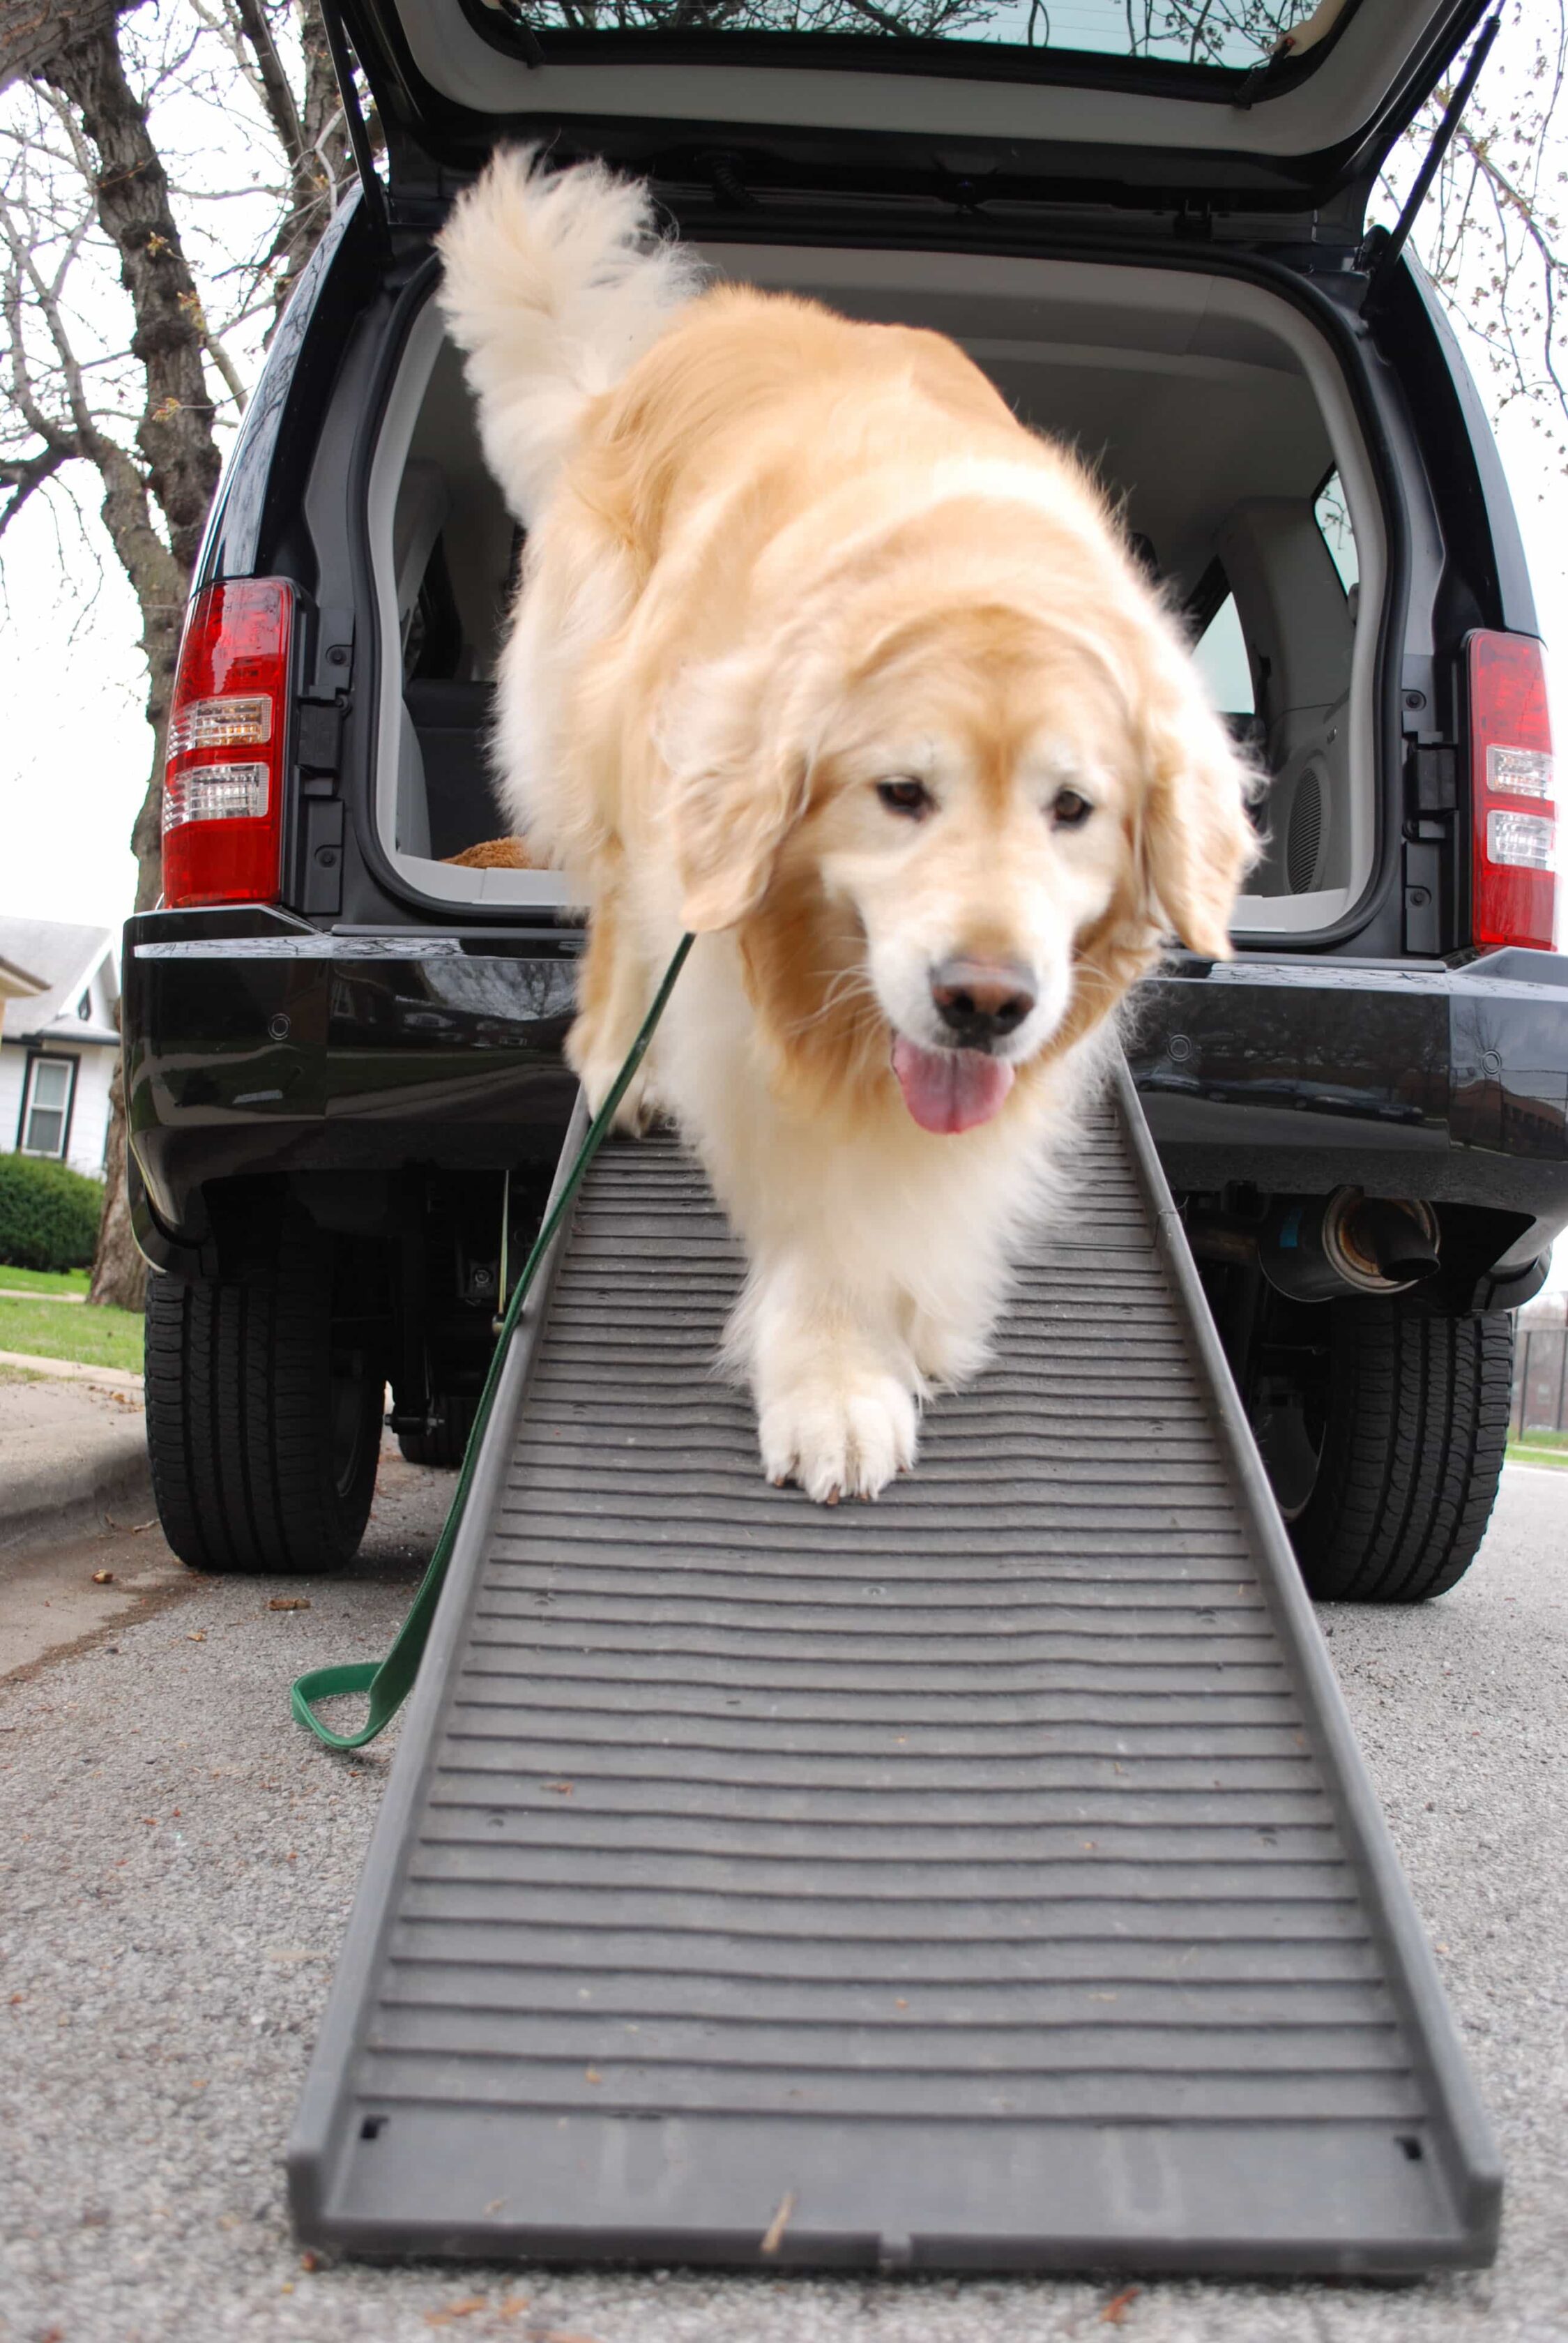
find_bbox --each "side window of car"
[1314,471,1359,597]
[1193,587,1254,717]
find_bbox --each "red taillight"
[1469,629,1556,951]
[162,579,293,908]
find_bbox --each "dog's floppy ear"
[660,646,812,932]
[1137,684,1261,960]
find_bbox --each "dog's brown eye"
[876,778,932,819]
[1051,787,1093,829]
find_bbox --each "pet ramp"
[289,1061,1500,2275]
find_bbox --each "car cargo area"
[366,243,1383,938]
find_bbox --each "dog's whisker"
[777,964,884,1040]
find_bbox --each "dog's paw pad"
[760,1374,918,1504]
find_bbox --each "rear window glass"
[1193,590,1254,718]
[512,0,1326,71]
[1314,471,1360,596]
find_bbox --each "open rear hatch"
[326,0,1488,940]
[331,0,1487,234]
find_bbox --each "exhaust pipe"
[1258,1190,1440,1302]
[1187,1190,1441,1301]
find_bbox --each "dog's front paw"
[759,1372,918,1504]
[577,1054,660,1135]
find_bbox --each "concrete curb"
[0,1349,143,1391]
[0,1407,153,1556]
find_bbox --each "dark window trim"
[452,0,1362,103]
[17,1049,79,1163]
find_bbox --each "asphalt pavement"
[1,1455,1564,2343]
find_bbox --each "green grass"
[1507,1434,1568,1471]
[0,1264,89,1297]
[0,1295,142,1373]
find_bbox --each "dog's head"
[662,501,1258,1130]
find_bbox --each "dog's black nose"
[930,957,1037,1043]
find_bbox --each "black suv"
[125,0,1567,1602]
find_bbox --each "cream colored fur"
[438,150,1258,1502]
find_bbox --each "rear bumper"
[124,911,580,1273]
[124,913,1568,1284]
[1130,947,1568,1281]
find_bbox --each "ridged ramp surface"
[289,1072,1499,2274]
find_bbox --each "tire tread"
[1288,1301,1512,1603]
[144,1219,380,1574]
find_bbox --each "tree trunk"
[0,0,128,92]
[45,18,224,1311]
[87,1031,144,1314]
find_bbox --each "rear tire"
[144,1216,383,1573]
[397,1395,478,1470]
[1279,1301,1513,1602]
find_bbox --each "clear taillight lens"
[166,695,273,758]
[162,580,292,909]
[1469,630,1557,950]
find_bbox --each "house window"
[19,1056,76,1159]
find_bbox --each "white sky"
[0,34,1565,1290]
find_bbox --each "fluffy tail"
[436,146,702,528]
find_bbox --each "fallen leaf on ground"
[425,2298,489,2326]
[544,1781,573,1796]
[496,2299,530,2319]
[533,2330,606,2343]
[584,2067,602,2084]
[1099,2285,1141,2325]
[91,1570,114,1584]
[760,2189,796,2254]
[269,1597,311,1612]
[299,2249,319,2270]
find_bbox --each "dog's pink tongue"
[892,1038,1014,1135]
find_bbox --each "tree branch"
[202,319,247,411]
[0,435,71,534]
[232,0,307,170]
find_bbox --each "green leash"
[291,934,694,1750]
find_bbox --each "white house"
[0,918,121,1178]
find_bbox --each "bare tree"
[1106,2,1568,467]
[0,0,353,1307]
[1386,1,1568,475]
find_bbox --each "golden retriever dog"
[438,151,1257,1502]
